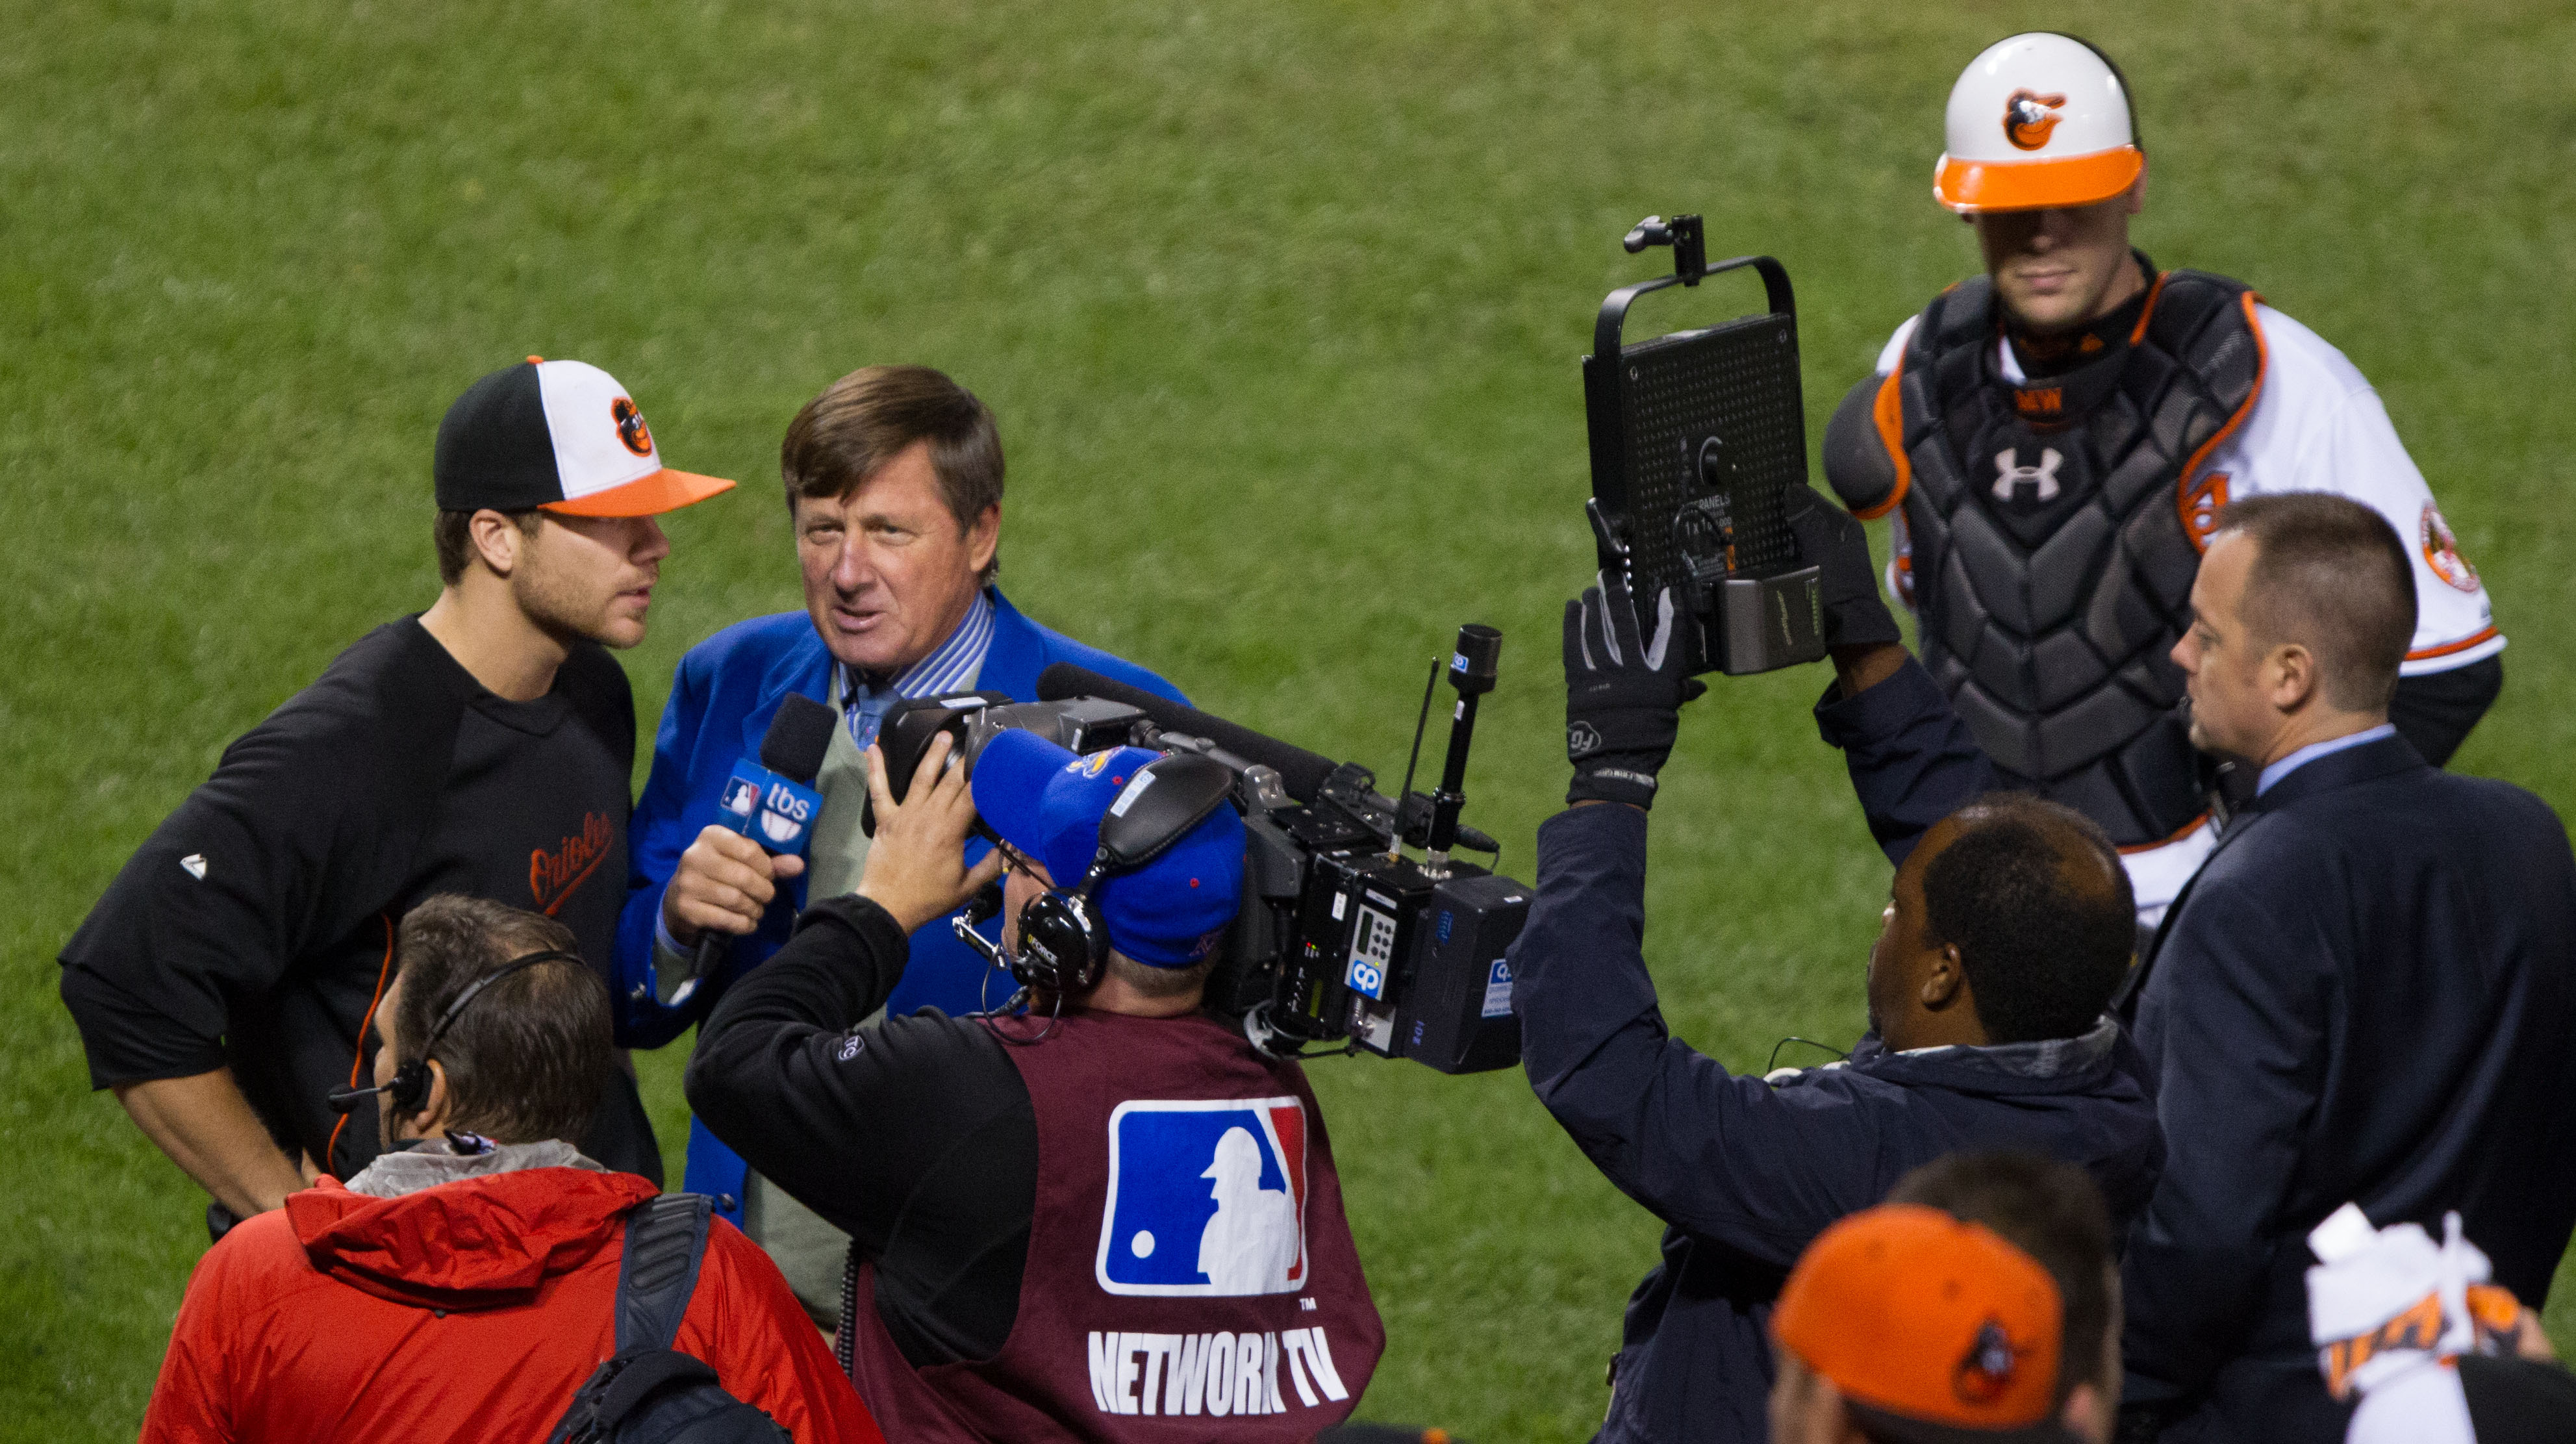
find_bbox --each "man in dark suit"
[1791,489,2576,1442]
[2113,494,2576,1441]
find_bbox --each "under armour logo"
[1992,448,2062,503]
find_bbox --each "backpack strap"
[615,1193,715,1354]
[589,1350,723,1425]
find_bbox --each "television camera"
[867,629,1527,1074]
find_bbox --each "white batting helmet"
[1934,33,2143,214]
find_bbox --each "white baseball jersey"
[1867,302,2504,918]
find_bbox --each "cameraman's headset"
[327,950,585,1121]
[965,755,1240,996]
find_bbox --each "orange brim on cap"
[543,468,737,518]
[1773,1205,2064,1438]
[1935,146,2143,214]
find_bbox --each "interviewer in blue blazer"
[612,365,1183,1322]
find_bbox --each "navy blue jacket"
[2121,733,2576,1441]
[1511,800,2163,1444]
[1808,661,2000,868]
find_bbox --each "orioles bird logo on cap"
[1952,1319,2024,1404]
[611,396,653,458]
[2002,89,2066,150]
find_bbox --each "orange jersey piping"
[1856,358,1912,520]
[2177,292,2269,555]
[2407,626,2501,663]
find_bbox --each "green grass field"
[8,1,2575,1437]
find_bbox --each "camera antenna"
[1424,624,1502,878]
[1389,656,1439,861]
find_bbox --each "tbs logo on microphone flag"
[1098,1098,1309,1297]
[720,760,822,855]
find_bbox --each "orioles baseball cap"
[1773,1204,2077,1444]
[1934,33,2143,214]
[970,730,1244,967]
[435,358,736,516]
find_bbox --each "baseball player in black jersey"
[60,358,733,1234]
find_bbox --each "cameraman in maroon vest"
[687,728,1383,1441]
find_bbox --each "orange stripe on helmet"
[1935,146,2143,214]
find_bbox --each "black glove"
[1784,484,1903,649]
[1564,570,1706,810]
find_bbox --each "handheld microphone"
[1033,663,1500,854]
[685,694,839,986]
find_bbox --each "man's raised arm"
[1788,491,1997,866]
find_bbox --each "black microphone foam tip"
[762,694,840,785]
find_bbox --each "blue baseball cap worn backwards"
[969,730,1245,967]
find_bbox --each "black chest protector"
[1889,270,2265,847]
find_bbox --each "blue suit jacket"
[615,589,1185,1217]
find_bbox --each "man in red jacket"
[139,894,879,1444]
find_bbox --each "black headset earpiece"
[1008,871,1111,996]
[957,751,1240,1011]
[327,949,585,1122]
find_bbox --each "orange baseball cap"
[1773,1204,2074,1443]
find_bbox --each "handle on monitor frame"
[1591,253,1796,368]
[1585,222,1797,572]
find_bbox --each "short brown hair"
[779,365,1004,584]
[1889,1152,2115,1399]
[2215,494,2416,712]
[391,895,610,1145]
[432,508,544,587]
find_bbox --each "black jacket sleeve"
[2390,655,2502,768]
[685,895,1037,1366]
[684,895,1032,1247]
[1812,657,1999,866]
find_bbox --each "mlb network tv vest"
[842,1009,1384,1441]
[1876,270,2266,846]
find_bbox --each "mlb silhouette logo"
[1097,1097,1308,1297]
[720,773,761,817]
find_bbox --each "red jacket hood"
[286,1168,661,1312]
